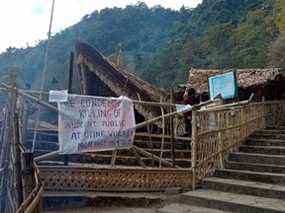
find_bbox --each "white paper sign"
[58,95,136,154]
[49,90,68,103]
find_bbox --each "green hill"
[0,0,282,90]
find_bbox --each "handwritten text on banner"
[58,95,135,154]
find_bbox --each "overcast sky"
[0,0,202,53]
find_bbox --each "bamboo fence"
[191,101,285,189]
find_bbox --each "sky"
[0,0,202,53]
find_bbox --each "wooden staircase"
[160,127,285,213]
[26,129,192,168]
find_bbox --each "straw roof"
[188,68,285,94]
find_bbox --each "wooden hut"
[187,68,285,102]
[75,42,168,122]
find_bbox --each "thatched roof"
[75,42,167,120]
[188,68,285,94]
[76,42,167,101]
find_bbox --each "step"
[250,133,285,140]
[225,161,285,174]
[266,126,285,130]
[44,191,164,211]
[256,129,285,135]
[203,177,285,199]
[246,138,285,146]
[51,154,191,168]
[239,145,285,155]
[26,132,58,142]
[228,152,285,165]
[214,169,285,185]
[134,140,189,150]
[25,140,59,150]
[158,203,229,213]
[144,149,191,159]
[181,189,285,213]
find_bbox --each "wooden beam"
[68,52,74,93]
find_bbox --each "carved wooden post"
[191,109,198,190]
[63,52,74,166]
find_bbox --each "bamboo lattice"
[192,101,285,186]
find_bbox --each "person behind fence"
[183,88,197,136]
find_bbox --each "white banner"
[58,95,136,154]
[49,90,68,103]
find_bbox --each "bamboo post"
[217,113,224,169]
[170,89,175,166]
[159,104,165,168]
[111,150,117,167]
[0,73,17,212]
[218,132,224,169]
[14,113,24,206]
[147,124,155,167]
[191,109,198,190]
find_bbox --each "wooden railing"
[191,101,285,189]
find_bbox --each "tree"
[270,34,285,68]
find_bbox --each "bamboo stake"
[170,89,175,166]
[111,150,117,167]
[191,109,198,190]
[159,96,165,168]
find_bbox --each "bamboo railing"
[191,101,285,189]
[16,158,43,213]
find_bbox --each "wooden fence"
[191,101,285,189]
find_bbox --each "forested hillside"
[0,0,283,89]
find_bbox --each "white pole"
[32,0,56,152]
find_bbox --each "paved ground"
[45,207,157,213]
